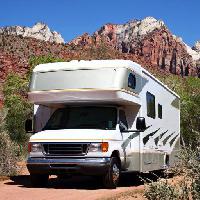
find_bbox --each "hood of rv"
[29,129,121,142]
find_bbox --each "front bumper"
[27,157,110,175]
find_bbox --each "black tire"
[30,174,49,187]
[57,174,72,180]
[103,157,121,189]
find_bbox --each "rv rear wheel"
[103,157,120,189]
[30,174,49,187]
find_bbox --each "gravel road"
[0,174,145,200]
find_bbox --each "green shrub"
[179,147,200,200]
[144,146,200,200]
[0,109,18,176]
[144,179,178,200]
[144,177,192,200]
[3,73,32,144]
[0,131,18,176]
[159,75,200,147]
[4,94,32,143]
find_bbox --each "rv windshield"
[43,106,117,130]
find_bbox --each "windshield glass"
[43,106,117,130]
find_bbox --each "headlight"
[88,142,109,153]
[28,143,43,153]
[89,143,101,152]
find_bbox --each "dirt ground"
[0,173,145,200]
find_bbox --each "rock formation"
[0,17,200,81]
[0,22,64,44]
[70,17,198,77]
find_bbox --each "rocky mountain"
[70,17,199,77]
[0,22,64,44]
[0,17,200,87]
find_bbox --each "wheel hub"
[112,163,120,182]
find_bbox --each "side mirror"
[136,117,146,131]
[25,119,33,133]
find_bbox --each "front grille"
[43,143,89,156]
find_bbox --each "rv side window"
[128,73,136,89]
[158,104,162,119]
[146,92,155,119]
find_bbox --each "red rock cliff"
[70,17,197,77]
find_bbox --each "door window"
[119,110,128,131]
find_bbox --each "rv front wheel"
[103,157,120,189]
[30,174,49,187]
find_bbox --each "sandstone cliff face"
[68,33,93,46]
[0,22,64,44]
[0,17,200,81]
[0,34,72,85]
[70,17,198,77]
[193,41,200,76]
[94,17,165,50]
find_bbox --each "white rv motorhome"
[26,60,180,188]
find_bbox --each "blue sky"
[0,0,199,46]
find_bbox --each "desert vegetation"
[144,146,200,200]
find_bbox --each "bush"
[0,109,19,176]
[144,146,200,200]
[158,75,200,147]
[0,132,18,176]
[4,94,32,143]
[144,175,192,200]
[179,147,200,200]
[0,109,18,176]
[3,73,32,144]
[144,179,178,200]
